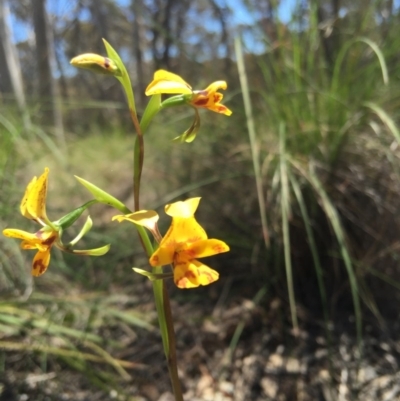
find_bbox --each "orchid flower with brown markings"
[114,198,229,288]
[145,70,232,116]
[3,168,109,276]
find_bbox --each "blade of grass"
[279,123,298,331]
[332,37,389,94]
[364,101,400,144]
[306,165,362,347]
[0,340,144,370]
[289,173,329,326]
[235,36,270,248]
[224,286,267,365]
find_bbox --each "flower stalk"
[1,40,233,400]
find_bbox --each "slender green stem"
[130,108,144,211]
[163,284,183,401]
[129,94,183,401]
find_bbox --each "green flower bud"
[57,200,98,230]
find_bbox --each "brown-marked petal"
[149,245,175,267]
[22,167,49,222]
[158,216,207,247]
[174,259,219,289]
[32,249,51,277]
[185,239,230,258]
[20,176,37,218]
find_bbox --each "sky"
[8,0,298,45]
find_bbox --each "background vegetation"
[2,0,400,400]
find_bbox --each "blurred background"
[2,0,400,400]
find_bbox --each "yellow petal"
[165,197,201,218]
[212,104,232,116]
[185,239,230,258]
[21,230,57,251]
[21,241,41,250]
[4,228,56,252]
[3,228,39,242]
[21,168,49,222]
[112,210,159,231]
[154,70,190,86]
[20,176,37,218]
[32,249,51,276]
[149,245,175,266]
[193,260,219,286]
[145,81,193,95]
[160,216,207,248]
[205,80,228,92]
[174,259,219,289]
[145,69,192,95]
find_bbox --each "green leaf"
[75,175,130,214]
[102,39,136,114]
[140,94,161,133]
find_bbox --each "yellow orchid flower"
[3,168,59,276]
[149,198,230,289]
[3,227,59,276]
[145,70,232,116]
[3,168,109,276]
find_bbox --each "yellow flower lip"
[190,81,232,116]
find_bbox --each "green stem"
[95,42,181,399]
[131,110,183,401]
[163,284,183,401]
[149,262,183,400]
[130,108,144,211]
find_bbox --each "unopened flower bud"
[70,53,121,76]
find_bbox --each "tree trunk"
[32,0,52,101]
[31,0,65,151]
[0,0,31,131]
[132,0,145,108]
